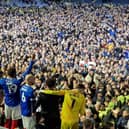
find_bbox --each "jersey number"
[70,94,77,109]
[8,84,17,94]
[71,99,76,109]
[21,92,26,102]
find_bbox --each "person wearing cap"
[20,74,36,129]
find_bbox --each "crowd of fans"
[0,2,129,129]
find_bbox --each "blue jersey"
[20,85,34,116]
[0,61,34,107]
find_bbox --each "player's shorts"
[5,104,21,120]
[0,126,7,129]
[61,121,78,129]
[22,115,36,129]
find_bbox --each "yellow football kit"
[61,92,85,129]
[40,90,85,129]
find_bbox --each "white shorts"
[5,104,21,120]
[22,115,36,129]
[0,126,8,129]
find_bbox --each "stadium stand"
[0,0,129,129]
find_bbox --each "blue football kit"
[20,84,35,116]
[0,61,35,107]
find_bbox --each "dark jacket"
[36,92,61,116]
[35,92,62,129]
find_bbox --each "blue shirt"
[0,61,34,107]
[108,29,116,38]
[124,50,129,59]
[20,85,34,116]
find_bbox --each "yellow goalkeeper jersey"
[40,90,85,123]
[61,92,85,123]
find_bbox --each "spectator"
[117,109,129,129]
[0,2,129,129]
[101,122,115,129]
[83,119,94,129]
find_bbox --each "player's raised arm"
[18,54,36,84]
[40,89,79,96]
[40,89,65,96]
